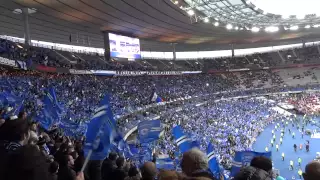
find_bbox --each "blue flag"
[156,157,175,170]
[36,88,62,129]
[0,91,21,107]
[151,92,163,103]
[191,140,200,149]
[172,125,191,153]
[138,144,152,165]
[138,120,161,143]
[44,88,63,114]
[207,143,220,179]
[230,151,272,178]
[84,95,116,160]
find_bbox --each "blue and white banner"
[138,120,161,143]
[230,151,272,178]
[84,94,117,160]
[36,88,62,129]
[156,157,175,170]
[207,143,220,178]
[151,92,163,103]
[172,125,191,153]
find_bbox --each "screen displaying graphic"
[108,33,141,59]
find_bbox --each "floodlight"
[204,17,209,23]
[290,25,299,31]
[282,14,290,19]
[251,27,260,32]
[174,1,179,4]
[265,26,279,33]
[305,25,311,29]
[214,22,219,26]
[187,10,194,16]
[313,24,320,28]
[296,14,305,19]
[235,26,239,30]
[226,24,233,30]
[240,27,244,30]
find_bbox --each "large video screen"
[108,33,141,59]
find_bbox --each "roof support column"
[172,43,177,60]
[103,32,110,61]
[22,8,31,46]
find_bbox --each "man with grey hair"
[181,148,216,180]
[303,160,320,180]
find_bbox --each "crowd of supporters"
[1,37,320,180]
[155,98,280,170]
[1,38,320,71]
[1,114,320,180]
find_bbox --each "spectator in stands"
[55,143,69,165]
[112,156,128,180]
[0,118,30,155]
[28,130,39,145]
[233,156,273,180]
[2,145,51,180]
[49,161,60,180]
[58,154,76,180]
[102,152,118,180]
[158,170,180,180]
[126,166,141,180]
[181,148,215,180]
[140,162,158,180]
[303,160,320,180]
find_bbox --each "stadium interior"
[1,0,320,180]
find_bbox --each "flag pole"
[80,149,93,172]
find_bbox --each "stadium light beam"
[265,26,279,33]
[187,10,194,16]
[214,22,219,26]
[226,24,233,30]
[251,27,260,32]
[296,14,305,19]
[204,17,209,23]
[290,25,299,31]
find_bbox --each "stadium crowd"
[1,113,320,180]
[1,37,320,180]
[156,98,280,169]
[1,38,320,71]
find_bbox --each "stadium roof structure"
[1,0,320,51]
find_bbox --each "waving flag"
[156,157,175,170]
[44,88,63,114]
[138,144,152,165]
[207,143,220,179]
[0,91,21,107]
[151,92,163,103]
[172,125,191,153]
[84,95,117,160]
[191,140,200,149]
[36,88,62,129]
[230,151,272,178]
[138,120,161,143]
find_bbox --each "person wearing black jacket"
[58,155,76,180]
[112,157,128,180]
[101,152,118,180]
[233,156,273,180]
